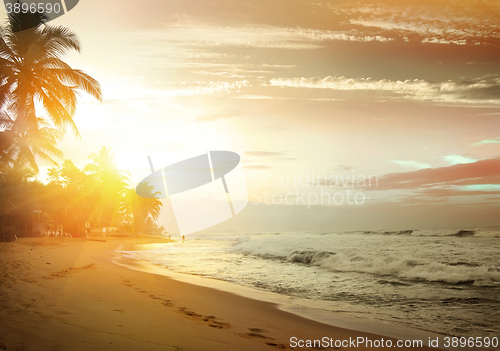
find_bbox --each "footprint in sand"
[178,307,202,318]
[265,342,288,349]
[240,328,293,349]
[161,300,173,307]
[245,327,274,340]
[55,310,72,315]
[43,263,96,279]
[122,280,133,287]
[177,308,231,329]
[148,294,173,307]
[246,332,273,339]
[207,321,231,329]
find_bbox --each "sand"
[0,237,442,351]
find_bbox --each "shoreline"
[0,237,482,350]
[116,241,483,351]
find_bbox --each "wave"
[233,238,500,285]
[473,229,500,238]
[358,228,500,238]
[225,228,500,239]
[287,250,334,264]
[311,254,499,285]
[363,230,414,235]
[452,230,476,237]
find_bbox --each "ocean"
[120,229,500,346]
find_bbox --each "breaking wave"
[357,228,500,238]
[233,237,500,285]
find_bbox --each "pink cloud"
[376,157,500,190]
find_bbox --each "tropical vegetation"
[0,12,163,238]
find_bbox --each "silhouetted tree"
[0,10,102,171]
[122,182,162,233]
[84,147,128,227]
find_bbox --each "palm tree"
[1,117,62,172]
[0,10,102,168]
[0,158,36,216]
[0,110,14,164]
[42,159,97,235]
[123,182,162,233]
[84,147,128,226]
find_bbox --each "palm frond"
[0,12,101,173]
[32,57,72,70]
[0,35,16,61]
[38,26,81,58]
[34,75,78,116]
[46,68,102,101]
[35,85,78,134]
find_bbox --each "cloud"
[463,184,500,191]
[391,160,431,169]
[191,71,247,78]
[442,155,477,165]
[407,187,500,199]
[421,38,467,45]
[246,151,286,157]
[398,183,500,202]
[245,164,271,170]
[334,164,353,171]
[101,76,251,101]
[234,95,291,100]
[157,80,250,97]
[153,23,394,50]
[120,22,394,80]
[375,158,500,190]
[330,1,500,46]
[126,23,396,75]
[266,76,500,105]
[245,151,295,162]
[474,112,500,116]
[474,137,500,145]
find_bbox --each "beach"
[0,1,498,350]
[0,237,453,350]
[120,230,500,342]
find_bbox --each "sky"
[3,0,499,232]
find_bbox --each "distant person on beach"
[182,235,185,243]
